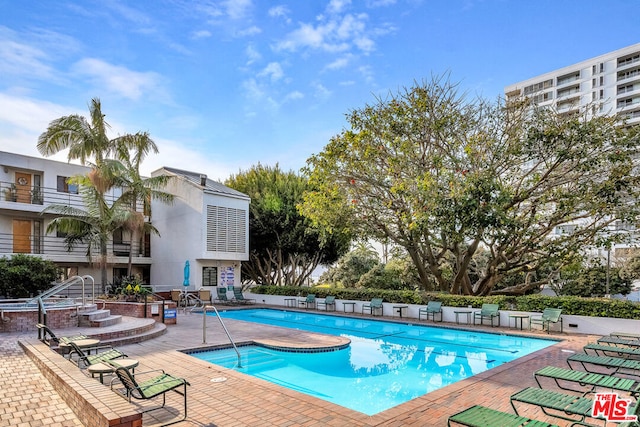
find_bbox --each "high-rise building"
[504,43,640,125]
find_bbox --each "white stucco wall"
[149,169,249,292]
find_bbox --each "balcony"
[0,232,151,260]
[0,181,143,213]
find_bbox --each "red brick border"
[19,338,142,427]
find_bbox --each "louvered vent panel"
[206,206,246,253]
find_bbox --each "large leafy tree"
[225,164,350,286]
[300,76,640,295]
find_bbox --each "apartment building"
[0,151,249,293]
[504,42,640,125]
[504,43,640,260]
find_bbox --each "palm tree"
[38,98,172,288]
[43,172,126,288]
[37,97,141,165]
[113,141,174,275]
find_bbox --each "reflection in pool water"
[188,309,556,415]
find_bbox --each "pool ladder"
[202,305,242,368]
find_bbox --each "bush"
[0,254,59,298]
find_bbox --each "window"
[618,53,640,67]
[599,76,604,86]
[57,176,78,194]
[599,89,604,99]
[113,229,124,244]
[523,79,553,95]
[33,220,42,254]
[202,267,218,286]
[532,92,551,103]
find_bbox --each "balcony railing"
[0,232,151,258]
[0,180,143,212]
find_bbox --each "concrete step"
[100,322,167,347]
[78,309,119,327]
[88,314,122,328]
[53,316,168,347]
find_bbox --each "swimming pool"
[189,308,556,415]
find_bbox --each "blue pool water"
[189,309,556,415]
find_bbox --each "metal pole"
[606,247,611,296]
[203,306,207,343]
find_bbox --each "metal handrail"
[202,305,241,368]
[82,275,95,306]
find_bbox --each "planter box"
[102,301,177,325]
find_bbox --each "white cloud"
[366,0,397,6]
[312,81,332,100]
[237,25,262,37]
[268,5,291,22]
[258,62,284,82]
[140,137,237,181]
[324,55,351,71]
[242,78,264,101]
[71,58,165,101]
[245,44,261,65]
[328,0,352,14]
[222,0,253,20]
[273,12,373,54]
[191,30,212,39]
[283,91,304,103]
[0,26,75,84]
[358,65,375,84]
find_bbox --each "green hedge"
[250,286,640,320]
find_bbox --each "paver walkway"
[2,306,605,426]
[0,333,83,426]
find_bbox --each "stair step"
[100,322,167,347]
[80,309,111,321]
[89,315,122,327]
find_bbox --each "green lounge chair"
[510,387,607,426]
[530,308,563,333]
[567,353,640,378]
[36,323,88,347]
[473,304,500,327]
[611,332,640,340]
[214,287,235,305]
[232,287,255,304]
[534,365,640,398]
[362,298,383,316]
[298,294,316,309]
[597,335,640,348]
[584,343,640,358]
[447,404,560,427]
[418,301,443,322]
[113,366,190,427]
[316,296,336,311]
[68,340,127,368]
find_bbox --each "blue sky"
[1,0,638,181]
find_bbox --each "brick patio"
[2,306,604,426]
